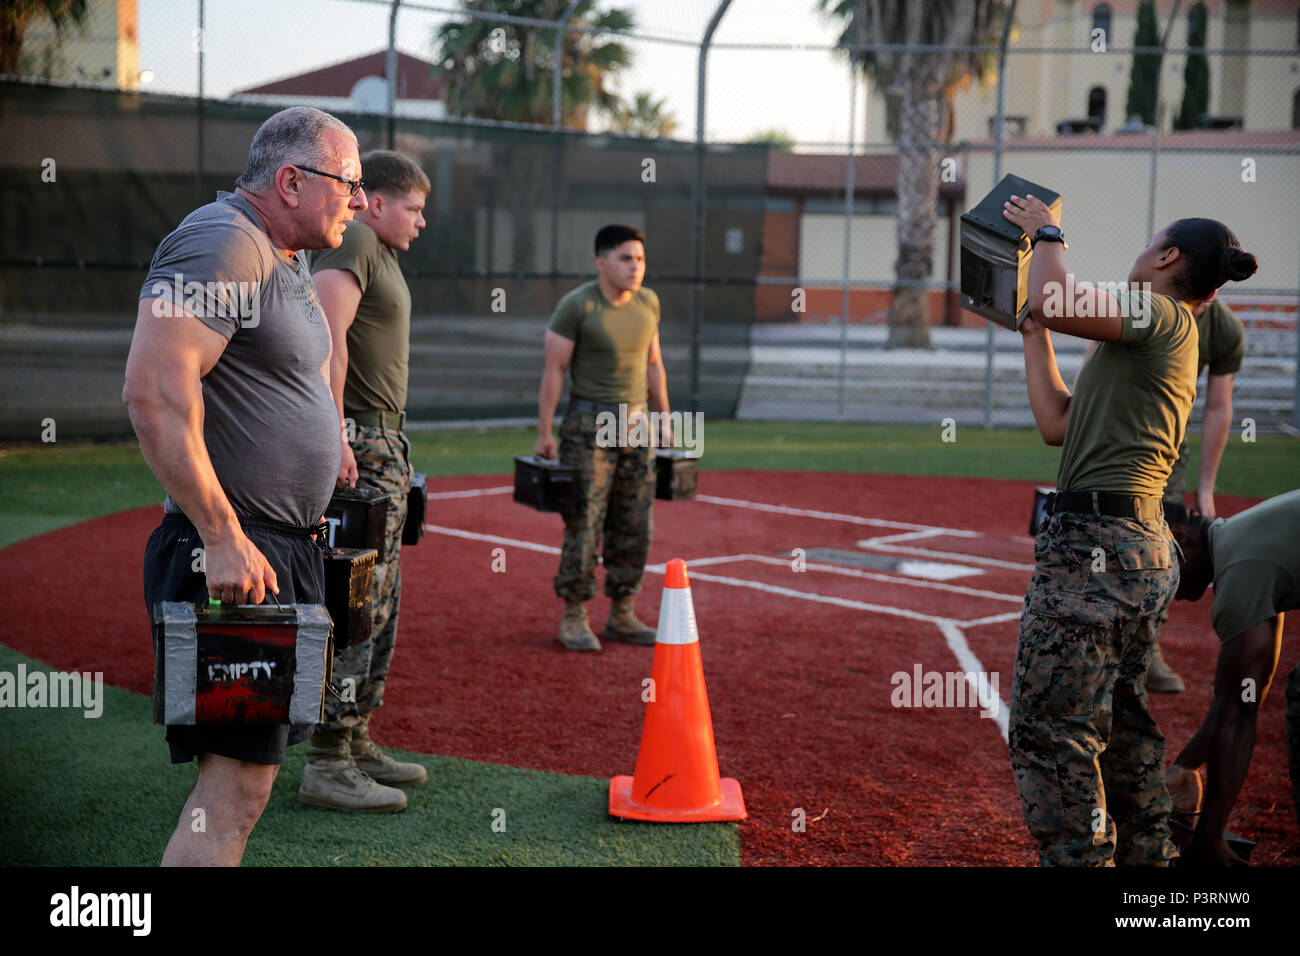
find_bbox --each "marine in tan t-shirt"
[1056,289,1199,498]
[547,281,661,405]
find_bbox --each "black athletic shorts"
[143,512,326,765]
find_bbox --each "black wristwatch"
[1032,225,1065,248]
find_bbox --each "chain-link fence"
[3,0,1297,441]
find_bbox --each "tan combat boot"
[558,600,601,651]
[1147,644,1186,693]
[299,727,407,813]
[604,595,657,645]
[351,714,428,786]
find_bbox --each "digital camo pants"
[1009,511,1179,866]
[553,405,655,602]
[320,425,412,730]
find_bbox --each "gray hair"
[235,107,357,193]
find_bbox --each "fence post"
[1146,0,1183,243]
[195,0,205,207]
[550,5,581,310]
[984,0,1018,429]
[386,0,402,150]
[838,54,858,421]
[689,0,735,413]
[1294,284,1300,431]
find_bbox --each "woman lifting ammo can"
[1001,195,1258,866]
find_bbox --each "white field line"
[695,495,981,537]
[683,569,958,627]
[423,524,560,556]
[423,526,1012,743]
[426,485,513,499]
[963,611,1024,628]
[862,528,950,546]
[856,539,1035,573]
[729,553,1023,604]
[936,621,1010,743]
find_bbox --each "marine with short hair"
[304,149,431,812]
[534,224,672,651]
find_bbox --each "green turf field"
[1,423,1295,865]
[2,421,1295,551]
[0,646,736,867]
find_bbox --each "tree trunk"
[888,82,941,349]
[0,15,30,75]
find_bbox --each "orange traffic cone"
[608,558,746,822]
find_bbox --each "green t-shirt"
[548,281,660,405]
[1207,489,1300,643]
[1197,298,1245,377]
[1056,290,1198,498]
[308,219,410,415]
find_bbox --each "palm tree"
[819,0,1002,348]
[0,0,89,75]
[610,90,678,139]
[432,1,637,276]
[432,0,634,129]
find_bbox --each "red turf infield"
[1,471,1296,866]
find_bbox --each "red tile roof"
[768,151,966,197]
[234,50,445,101]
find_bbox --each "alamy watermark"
[0,665,103,718]
[595,404,703,453]
[890,664,1000,720]
[50,886,150,936]
[1041,276,1151,328]
[150,273,261,328]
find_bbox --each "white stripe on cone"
[655,585,699,645]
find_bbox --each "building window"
[1092,3,1112,41]
[1088,86,1107,128]
[988,115,1027,137]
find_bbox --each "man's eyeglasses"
[294,165,365,197]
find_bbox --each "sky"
[136,0,868,144]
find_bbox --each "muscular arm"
[1003,194,1123,343]
[534,331,575,459]
[1020,318,1072,447]
[646,333,672,446]
[123,297,277,603]
[1196,373,1234,518]
[313,268,363,486]
[1177,615,1284,865]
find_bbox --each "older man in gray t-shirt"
[124,106,368,866]
[143,190,341,525]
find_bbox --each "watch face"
[1038,226,1062,238]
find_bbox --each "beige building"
[18,0,140,91]
[862,0,1300,141]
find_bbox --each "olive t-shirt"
[1056,290,1198,498]
[1207,489,1300,643]
[139,191,340,528]
[308,219,410,415]
[1197,299,1245,377]
[548,281,660,405]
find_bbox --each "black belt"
[348,409,406,431]
[1046,491,1163,522]
[164,511,326,540]
[568,397,647,414]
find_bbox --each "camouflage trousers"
[1009,511,1180,866]
[553,403,655,602]
[319,424,412,730]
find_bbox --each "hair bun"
[1219,247,1258,282]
